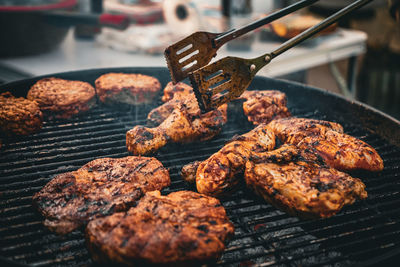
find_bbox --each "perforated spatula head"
[164,31,221,84]
[189,56,268,112]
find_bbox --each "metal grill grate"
[1,69,400,266]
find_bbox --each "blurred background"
[0,0,399,118]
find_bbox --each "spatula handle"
[213,0,319,48]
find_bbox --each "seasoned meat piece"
[181,161,201,184]
[269,117,344,143]
[27,77,96,119]
[86,190,234,266]
[240,90,291,125]
[147,82,200,127]
[127,103,227,155]
[194,124,275,197]
[268,118,384,172]
[33,156,170,235]
[245,144,368,218]
[0,92,43,135]
[95,73,161,105]
[161,81,193,102]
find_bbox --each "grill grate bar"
[276,227,400,266]
[0,132,126,158]
[0,131,126,157]
[220,221,400,266]
[12,240,88,265]
[233,201,400,241]
[0,140,127,169]
[0,132,241,179]
[0,151,130,183]
[226,214,397,256]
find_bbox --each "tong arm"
[247,0,374,78]
[213,0,320,49]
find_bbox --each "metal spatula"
[164,0,319,84]
[190,0,373,112]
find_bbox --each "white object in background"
[97,24,177,54]
[163,0,203,36]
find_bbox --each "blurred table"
[0,28,366,95]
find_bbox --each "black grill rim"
[1,66,400,266]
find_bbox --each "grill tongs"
[164,0,373,112]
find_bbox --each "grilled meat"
[86,190,234,266]
[27,77,96,119]
[147,82,200,127]
[95,73,161,105]
[268,118,384,172]
[161,81,193,102]
[127,103,227,155]
[181,161,201,184]
[240,90,291,125]
[0,92,43,136]
[194,124,275,197]
[245,144,368,218]
[33,156,170,235]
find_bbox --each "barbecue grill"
[1,67,400,266]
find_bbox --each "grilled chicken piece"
[181,161,201,184]
[147,82,200,127]
[192,124,275,197]
[161,81,194,102]
[86,190,234,266]
[268,118,384,172]
[240,90,291,125]
[127,103,227,155]
[33,156,170,235]
[245,144,368,218]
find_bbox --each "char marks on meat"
[127,82,227,155]
[33,156,170,235]
[268,118,384,172]
[245,144,367,218]
[240,90,291,125]
[86,190,234,266]
[192,124,276,197]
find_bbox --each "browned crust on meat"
[86,190,234,266]
[27,77,96,119]
[32,156,170,235]
[268,117,384,172]
[127,103,227,156]
[240,90,291,125]
[147,82,200,127]
[245,145,368,219]
[181,161,201,184]
[161,81,193,102]
[196,124,276,197]
[268,117,344,143]
[95,73,161,105]
[0,92,43,135]
[147,86,199,127]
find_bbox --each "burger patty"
[86,190,234,266]
[0,92,43,136]
[95,73,161,105]
[33,156,170,235]
[27,77,96,119]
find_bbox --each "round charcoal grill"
[1,67,400,266]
